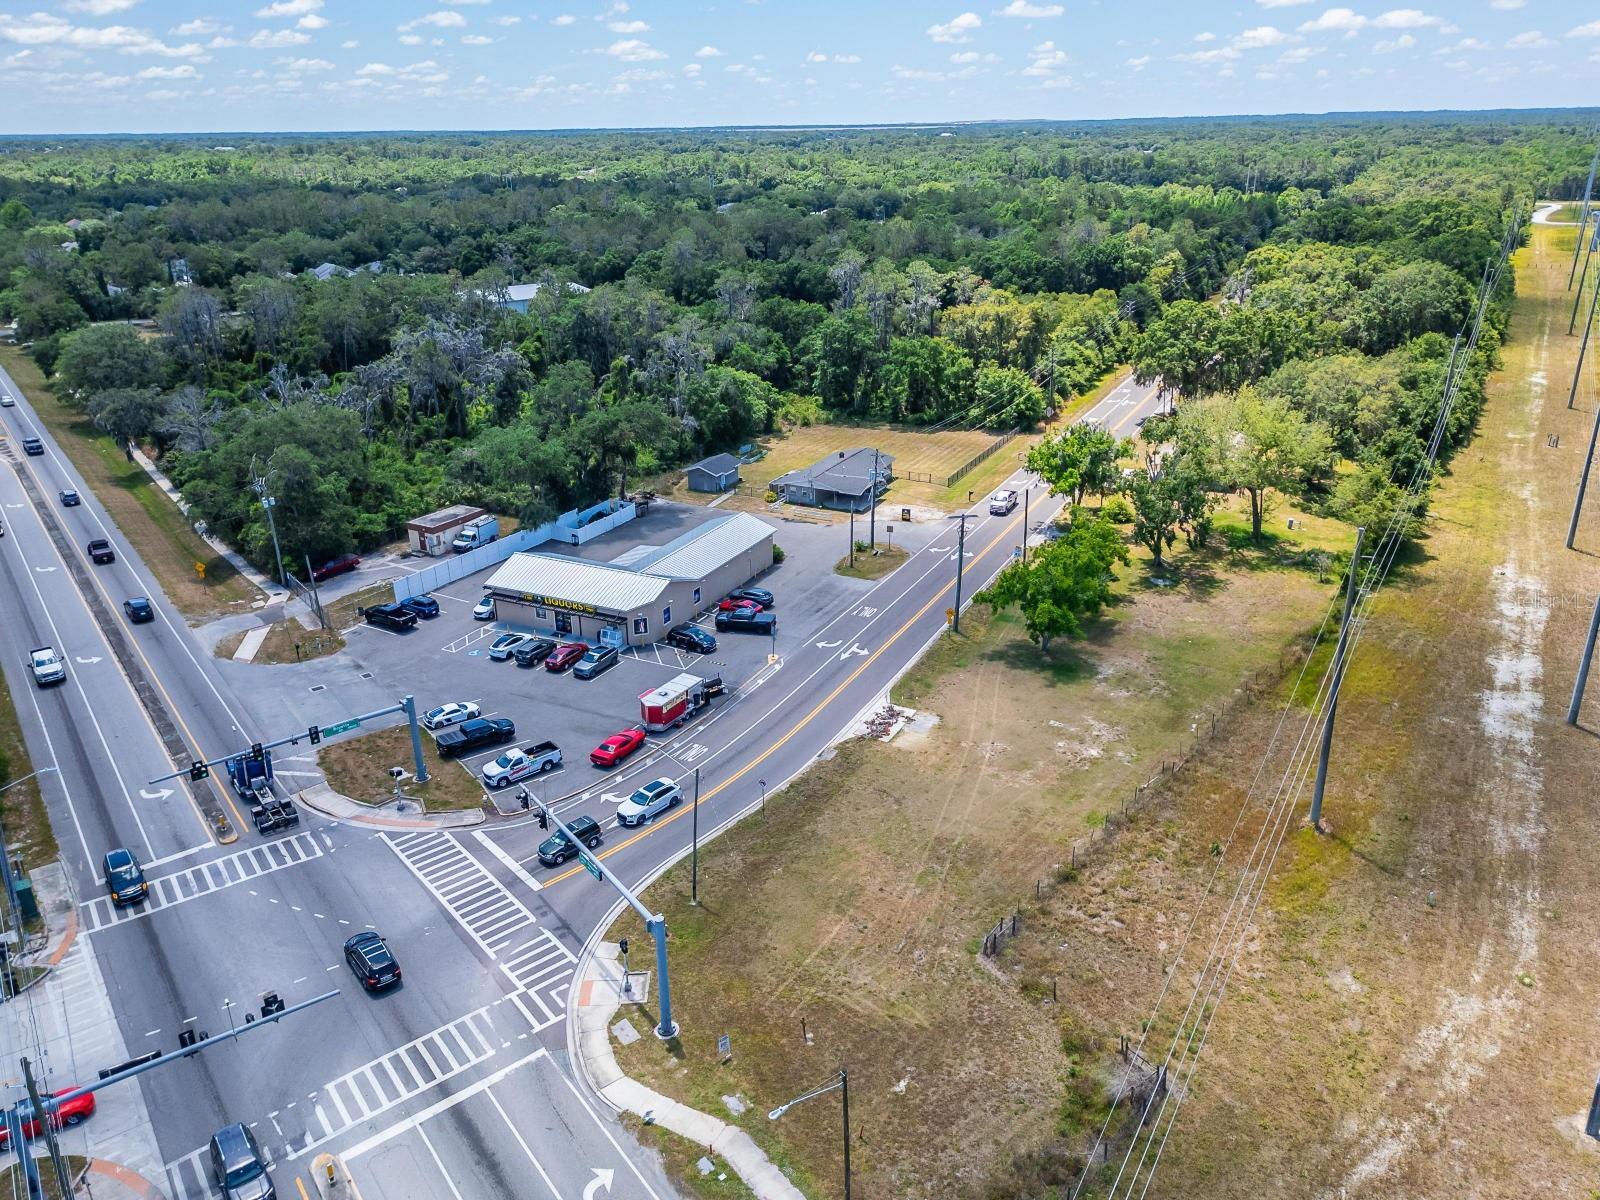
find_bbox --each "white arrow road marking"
[4,503,22,509]
[33,566,56,573]
[928,544,952,553]
[583,1168,615,1200]
[815,639,843,649]
[138,787,172,801]
[601,792,629,805]
[840,643,868,660]
[856,606,877,617]
[74,656,102,664]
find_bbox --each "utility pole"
[869,449,880,550]
[848,507,856,569]
[1570,261,1600,411]
[23,1057,72,1200]
[303,555,326,628]
[1022,487,1031,561]
[949,513,973,634]
[1571,145,1600,289]
[690,767,700,906]
[251,461,286,587]
[768,1068,851,1200]
[1311,526,1364,830]
[402,695,429,783]
[1569,396,1600,549]
[1568,593,1600,725]
[1572,214,1599,336]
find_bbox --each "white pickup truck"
[480,741,562,788]
[28,646,66,687]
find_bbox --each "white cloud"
[600,38,665,60]
[248,27,310,47]
[1373,32,1415,51]
[1489,0,1525,8]
[297,13,327,29]
[1278,44,1322,61]
[398,33,423,44]
[136,62,196,77]
[340,38,357,47]
[1436,36,1490,51]
[399,11,466,30]
[1173,44,1241,62]
[995,1,1063,16]
[1372,9,1441,29]
[1193,31,1216,41]
[1505,29,1555,47]
[608,19,648,32]
[490,15,521,26]
[927,12,981,42]
[276,55,333,69]
[682,62,701,75]
[1256,0,1314,6]
[1298,8,1367,32]
[1568,19,1600,37]
[1235,25,1292,48]
[172,18,222,35]
[551,14,576,26]
[355,60,395,75]
[462,34,491,44]
[694,44,724,56]
[0,13,205,56]
[834,53,862,62]
[1125,53,1151,67]
[255,0,320,17]
[1022,38,1068,74]
[62,0,139,14]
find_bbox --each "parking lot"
[338,500,948,824]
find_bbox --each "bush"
[1101,494,1135,523]
[772,543,785,563]
[764,489,778,503]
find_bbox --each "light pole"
[768,1067,851,1199]
[690,767,700,906]
[252,463,286,587]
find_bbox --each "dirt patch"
[317,726,487,812]
[0,347,258,624]
[608,526,1335,1198]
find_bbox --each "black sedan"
[344,931,401,991]
[726,587,775,610]
[123,597,155,623]
[401,595,441,619]
[666,624,717,654]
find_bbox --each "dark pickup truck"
[363,602,418,632]
[436,717,516,758]
[715,606,777,635]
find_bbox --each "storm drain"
[309,684,327,693]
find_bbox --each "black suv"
[715,606,776,634]
[537,815,603,866]
[103,848,147,906]
[123,596,155,623]
[209,1123,274,1200]
[20,437,43,456]
[513,638,557,667]
[573,645,620,679]
[344,931,402,990]
[400,595,441,619]
[363,602,418,632]
[666,624,717,654]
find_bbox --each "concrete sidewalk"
[571,943,805,1200]
[295,781,486,830]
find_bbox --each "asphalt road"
[0,360,1162,1200]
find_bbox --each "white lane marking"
[472,829,544,893]
[485,1089,565,1200]
[418,1125,470,1200]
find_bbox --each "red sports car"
[0,1089,95,1147]
[544,642,589,672]
[590,728,647,768]
[717,597,764,612]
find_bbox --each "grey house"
[770,448,894,512]
[686,453,743,493]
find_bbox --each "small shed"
[406,504,487,557]
[686,453,743,494]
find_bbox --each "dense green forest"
[0,112,1588,572]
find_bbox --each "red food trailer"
[639,672,723,732]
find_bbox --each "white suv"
[616,778,683,827]
[989,489,1018,515]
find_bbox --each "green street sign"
[578,851,602,881]
[321,719,361,737]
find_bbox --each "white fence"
[390,500,638,603]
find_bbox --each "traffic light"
[188,761,209,781]
[537,809,548,830]
[260,992,285,1017]
[249,742,265,763]
[618,938,628,957]
[308,725,322,746]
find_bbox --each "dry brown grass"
[317,726,487,812]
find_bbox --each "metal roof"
[631,513,773,580]
[769,447,894,496]
[484,552,670,612]
[687,453,743,476]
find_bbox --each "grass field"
[0,347,258,624]
[317,726,487,812]
[0,672,57,874]
[608,506,1343,1198]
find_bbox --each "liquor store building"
[481,512,774,649]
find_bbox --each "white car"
[473,597,496,621]
[488,632,533,661]
[989,489,1018,515]
[616,778,683,827]
[422,701,480,731]
[0,394,13,407]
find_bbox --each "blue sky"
[0,1,1595,134]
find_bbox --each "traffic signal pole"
[146,696,427,787]
[532,796,679,1039]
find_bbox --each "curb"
[310,1152,362,1200]
[294,783,486,831]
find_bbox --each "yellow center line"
[542,505,1032,888]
